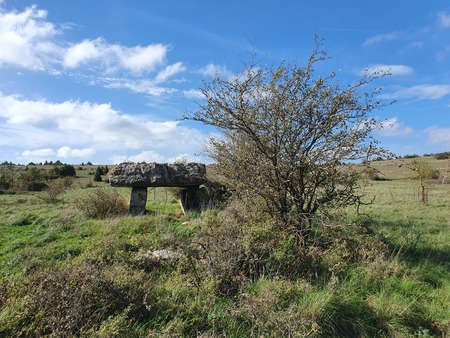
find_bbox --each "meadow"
[0,158,449,337]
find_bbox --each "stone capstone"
[108,162,206,187]
[108,162,209,216]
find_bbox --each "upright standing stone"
[179,186,210,215]
[129,186,147,215]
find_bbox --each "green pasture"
[0,159,449,337]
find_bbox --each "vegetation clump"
[93,166,103,182]
[434,152,449,160]
[74,188,128,218]
[0,261,153,337]
[51,164,77,178]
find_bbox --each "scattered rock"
[141,249,181,261]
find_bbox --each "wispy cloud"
[363,31,405,46]
[19,146,95,163]
[183,89,204,100]
[198,63,233,79]
[376,117,414,137]
[105,78,182,96]
[437,45,450,61]
[425,126,450,146]
[101,62,186,95]
[56,146,95,158]
[155,62,186,82]
[110,150,166,164]
[385,84,450,100]
[437,11,450,28]
[110,150,200,165]
[362,64,414,76]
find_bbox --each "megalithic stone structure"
[108,162,207,216]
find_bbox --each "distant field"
[368,156,449,180]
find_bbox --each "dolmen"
[108,162,208,216]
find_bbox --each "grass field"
[0,159,449,337]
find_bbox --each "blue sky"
[0,0,449,164]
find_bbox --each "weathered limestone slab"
[108,162,208,215]
[108,162,206,187]
[129,186,147,216]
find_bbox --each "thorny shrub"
[74,188,128,218]
[0,261,154,337]
[40,178,71,203]
[193,201,312,295]
[191,200,392,296]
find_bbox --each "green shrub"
[411,160,440,180]
[193,202,270,295]
[434,152,449,160]
[74,188,128,218]
[359,166,388,181]
[193,201,316,295]
[0,175,11,190]
[0,262,153,337]
[52,164,76,178]
[17,166,46,191]
[404,154,419,159]
[40,178,69,203]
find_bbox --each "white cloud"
[0,5,172,75]
[437,11,450,28]
[199,63,233,79]
[64,39,168,74]
[183,89,204,100]
[98,61,186,96]
[426,127,450,145]
[57,146,95,158]
[63,39,103,68]
[437,45,450,61]
[18,146,95,162]
[363,31,404,46]
[0,92,205,154]
[21,148,54,157]
[407,41,425,49]
[362,64,414,76]
[104,79,178,96]
[377,117,414,137]
[386,84,450,100]
[155,62,186,82]
[102,62,186,96]
[19,148,55,163]
[110,150,167,164]
[110,151,202,165]
[0,5,60,69]
[116,43,167,74]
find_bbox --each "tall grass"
[0,162,449,337]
